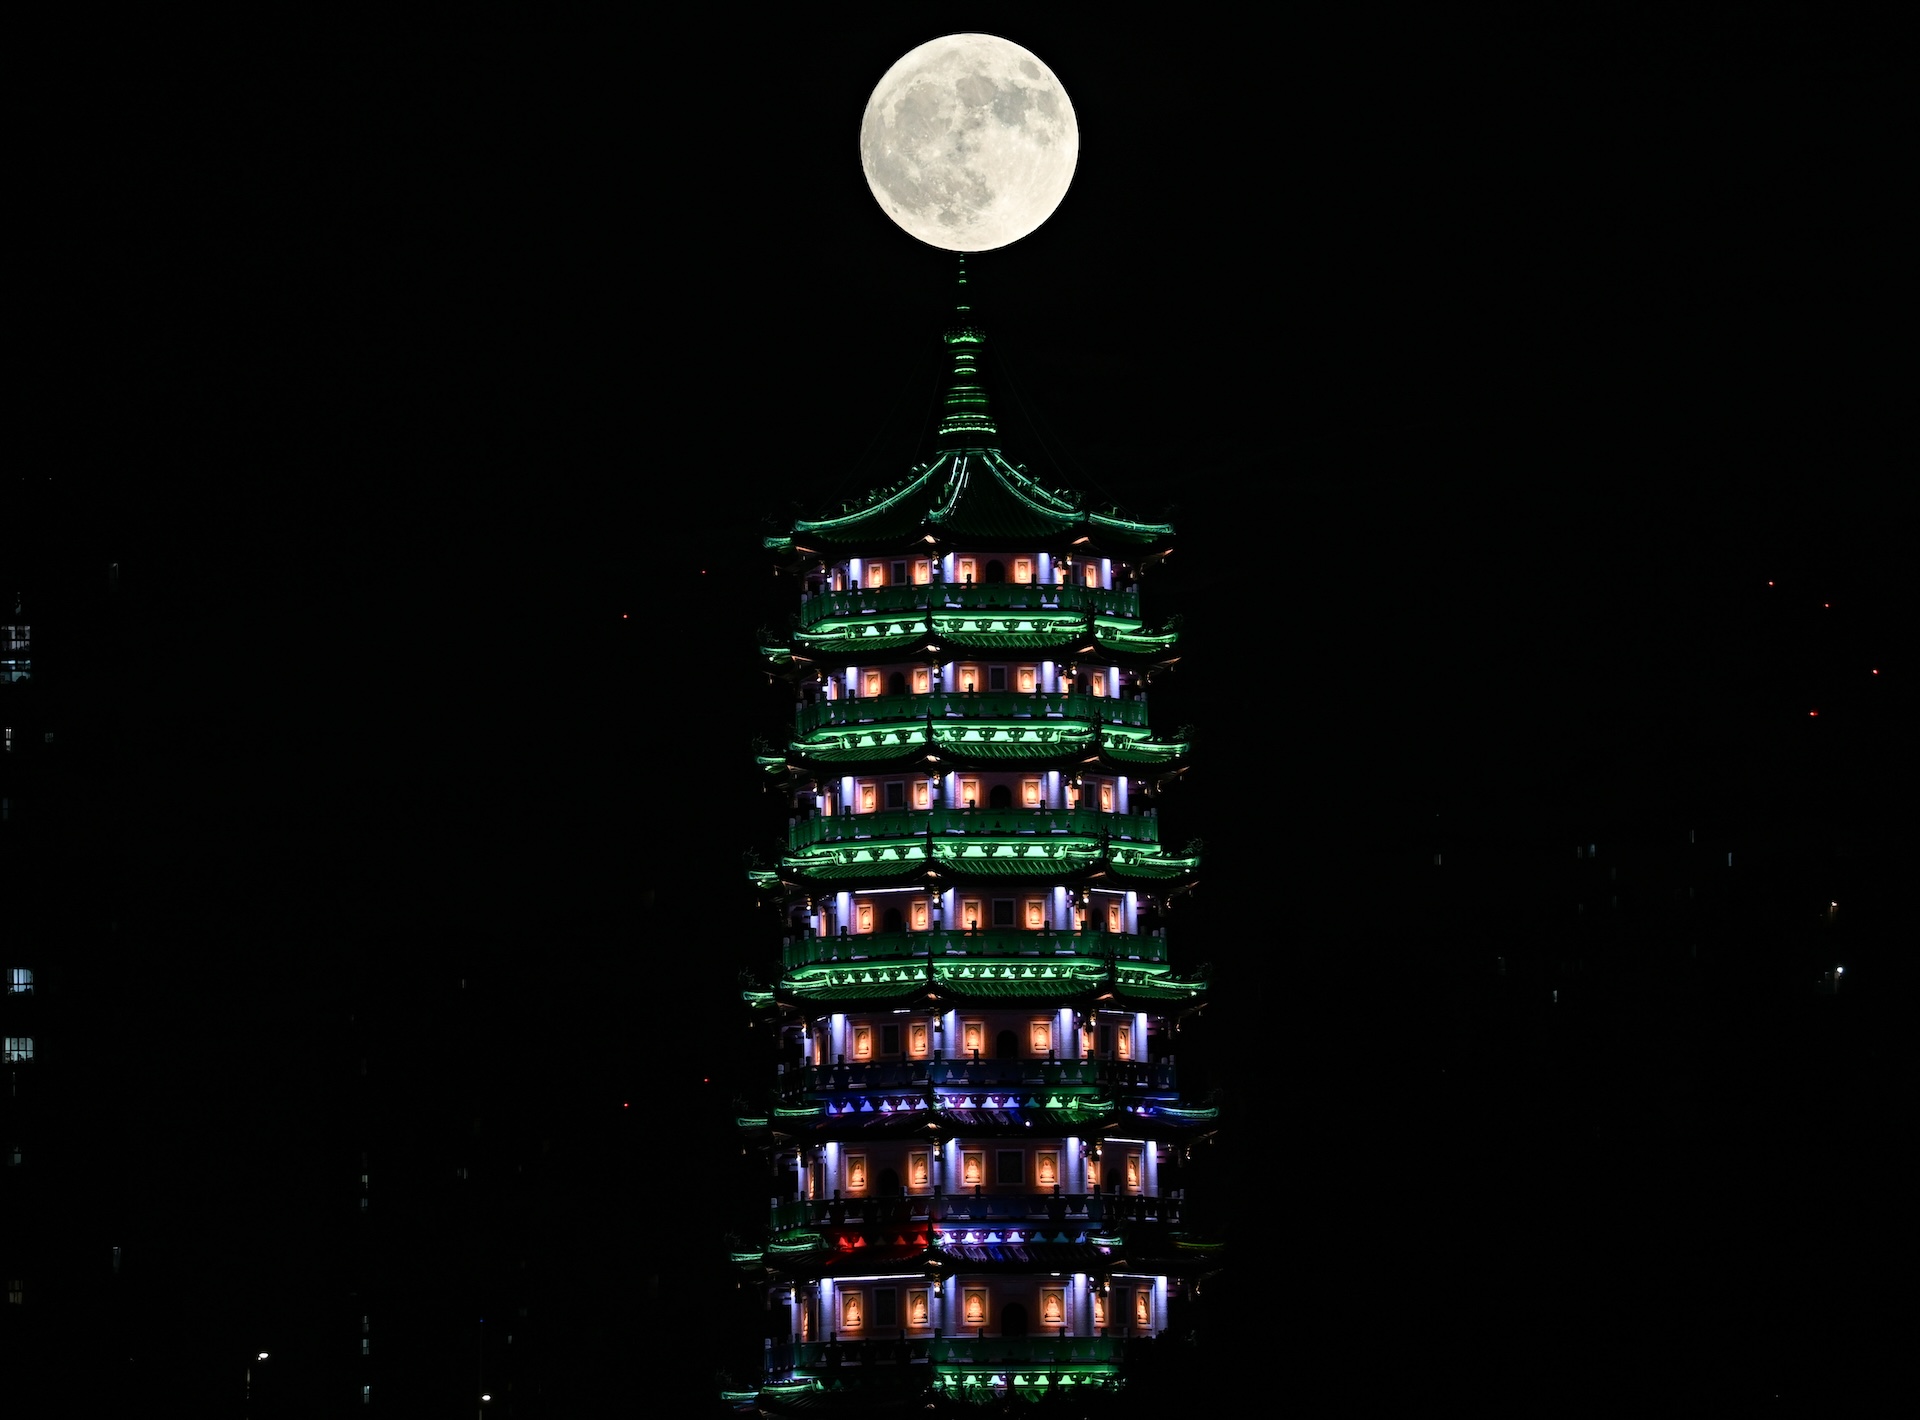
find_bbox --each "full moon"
[860,33,1078,252]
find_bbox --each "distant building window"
[362,1338,370,1356]
[362,1385,371,1404]
[7,969,29,994]
[7,1279,21,1305]
[3,1038,31,1063]
[7,1144,19,1167]
[362,1315,370,1333]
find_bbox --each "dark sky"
[10,12,1907,1405]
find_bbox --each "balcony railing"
[781,1057,1177,1093]
[781,928,1168,971]
[771,1335,1127,1373]
[798,690,1149,734]
[797,582,1139,629]
[789,807,1157,852]
[769,1191,1180,1230]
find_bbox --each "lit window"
[913,780,931,809]
[961,900,983,932]
[1024,898,1044,929]
[362,1338,370,1356]
[908,1289,930,1328]
[1022,779,1041,807]
[1014,558,1033,584]
[845,1153,868,1193]
[7,1279,22,1305]
[867,564,885,588]
[362,1385,371,1404]
[362,1315,370,1334]
[1099,783,1114,811]
[855,902,874,934]
[961,1150,984,1187]
[1117,1024,1131,1060]
[1083,562,1099,588]
[1029,1020,1051,1055]
[7,969,30,994]
[1092,1290,1107,1327]
[1017,665,1035,693]
[963,1287,987,1327]
[958,558,976,584]
[851,1025,872,1059]
[910,900,929,931]
[1035,1150,1059,1188]
[1091,675,1106,697]
[908,1022,929,1058]
[1135,1287,1151,1327]
[959,666,978,693]
[1107,902,1122,933]
[859,783,878,813]
[6,1144,19,1167]
[1041,1287,1064,1326]
[840,1289,865,1329]
[1085,1157,1101,1190]
[913,560,931,586]
[3,1038,31,1063]
[961,1021,984,1057]
[913,667,930,693]
[863,670,882,698]
[1125,1152,1141,1190]
[908,1150,931,1189]
[959,779,979,808]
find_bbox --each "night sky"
[11,11,1904,1411]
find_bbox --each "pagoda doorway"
[984,559,1005,583]
[882,907,904,933]
[989,784,1012,809]
[995,1029,1018,1060]
[888,671,907,696]
[1001,1302,1027,1337]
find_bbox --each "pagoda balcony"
[770,1191,1181,1230]
[771,1335,1126,1375]
[797,581,1139,629]
[780,1057,1177,1093]
[782,928,1168,970]
[798,689,1149,733]
[789,806,1157,852]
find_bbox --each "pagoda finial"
[936,255,997,449]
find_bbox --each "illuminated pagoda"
[732,262,1218,1413]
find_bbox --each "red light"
[1872,669,1879,675]
[1809,710,1819,717]
[1824,603,1830,608]
[623,1102,629,1108]
[1768,581,1774,586]
[622,613,628,619]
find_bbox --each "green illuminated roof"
[786,278,1173,554]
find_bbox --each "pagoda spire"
[935,255,998,449]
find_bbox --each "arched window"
[988,784,1012,809]
[888,671,907,696]
[994,1029,1018,1060]
[984,559,1006,583]
[1001,1302,1028,1338]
